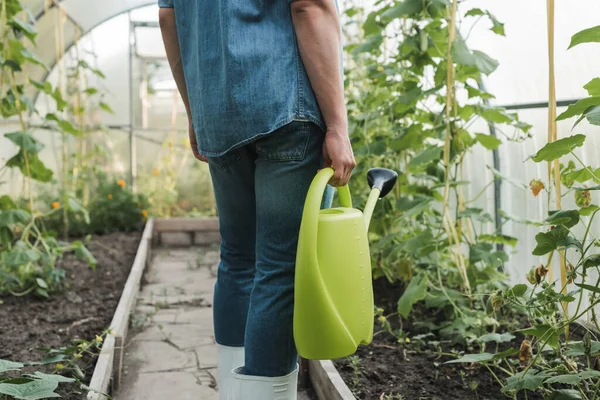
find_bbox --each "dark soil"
[0,231,142,399]
[333,279,545,400]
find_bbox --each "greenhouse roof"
[25,0,155,86]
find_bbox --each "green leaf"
[0,209,30,227]
[475,133,502,150]
[494,348,519,359]
[6,247,40,268]
[45,113,80,136]
[84,87,98,95]
[545,374,583,385]
[583,254,600,269]
[575,283,600,294]
[465,8,485,17]
[565,341,600,357]
[25,372,75,383]
[0,226,13,245]
[353,34,383,54]
[563,167,595,187]
[580,205,600,216]
[530,134,586,163]
[451,39,499,75]
[5,131,44,153]
[584,78,600,96]
[67,197,90,224]
[579,370,600,379]
[507,284,528,298]
[546,210,580,228]
[465,85,495,100]
[0,380,60,399]
[72,241,97,268]
[476,333,515,343]
[0,359,24,373]
[475,107,513,124]
[6,151,54,182]
[29,79,53,94]
[532,226,570,256]
[520,324,560,348]
[381,0,423,20]
[502,371,548,393]
[35,278,48,289]
[445,353,494,364]
[568,25,600,49]
[479,234,518,247]
[99,102,113,114]
[469,242,507,267]
[402,230,433,255]
[398,276,428,318]
[409,146,442,168]
[0,195,16,210]
[557,97,600,121]
[51,88,68,112]
[583,105,600,126]
[21,48,46,69]
[9,19,37,43]
[548,389,583,400]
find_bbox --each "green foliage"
[43,177,149,236]
[345,0,528,346]
[85,179,149,234]
[344,6,600,400]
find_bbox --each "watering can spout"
[363,168,399,230]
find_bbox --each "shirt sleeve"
[158,0,174,8]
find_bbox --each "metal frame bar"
[128,12,137,191]
[500,99,580,111]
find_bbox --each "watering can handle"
[309,168,352,209]
[298,168,352,260]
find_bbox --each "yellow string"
[443,0,471,295]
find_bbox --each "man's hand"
[322,126,355,187]
[189,120,208,162]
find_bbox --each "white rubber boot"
[230,365,298,400]
[218,345,245,400]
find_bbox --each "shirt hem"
[197,115,326,158]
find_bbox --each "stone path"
[115,246,311,400]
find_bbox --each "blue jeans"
[208,121,332,377]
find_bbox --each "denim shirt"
[158,0,327,157]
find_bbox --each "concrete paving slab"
[116,371,217,400]
[134,323,214,349]
[127,340,197,373]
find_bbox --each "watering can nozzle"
[367,168,398,198]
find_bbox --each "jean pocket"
[254,121,312,162]
[208,149,242,170]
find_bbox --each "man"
[159,1,355,399]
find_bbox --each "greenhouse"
[0,0,600,399]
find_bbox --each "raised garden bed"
[0,230,143,399]
[328,279,549,400]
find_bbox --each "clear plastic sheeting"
[60,0,155,32]
[463,0,600,106]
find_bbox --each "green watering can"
[294,167,398,360]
